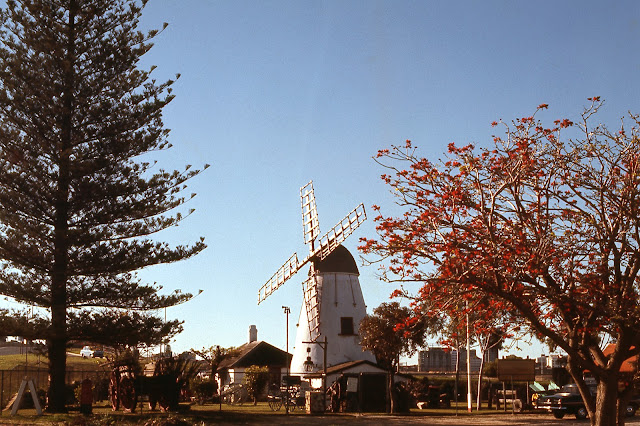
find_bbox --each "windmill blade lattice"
[302,267,321,340]
[258,253,299,304]
[257,181,367,316]
[301,181,320,247]
[309,203,366,262]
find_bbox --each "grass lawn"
[0,351,107,371]
[0,401,532,425]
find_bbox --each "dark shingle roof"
[217,341,292,371]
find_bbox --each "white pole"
[466,302,472,413]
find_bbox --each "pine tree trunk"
[47,329,67,412]
[45,0,76,413]
[48,247,69,412]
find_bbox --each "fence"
[0,367,110,414]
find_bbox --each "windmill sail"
[258,253,299,304]
[310,203,366,261]
[302,268,321,339]
[301,181,320,246]
[257,182,366,307]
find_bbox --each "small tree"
[242,365,269,405]
[359,302,428,413]
[191,345,240,382]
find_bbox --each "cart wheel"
[234,388,246,405]
[119,376,137,413]
[109,373,120,411]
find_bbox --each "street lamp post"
[303,336,328,412]
[282,306,290,415]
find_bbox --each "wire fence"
[0,367,110,413]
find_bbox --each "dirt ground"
[228,413,640,426]
[4,409,640,425]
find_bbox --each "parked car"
[80,346,103,358]
[536,383,638,419]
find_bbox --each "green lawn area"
[1,401,527,425]
[0,352,105,371]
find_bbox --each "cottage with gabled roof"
[216,325,292,391]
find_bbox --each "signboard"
[497,359,535,382]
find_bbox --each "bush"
[191,377,217,404]
[242,365,269,404]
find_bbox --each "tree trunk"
[47,333,67,412]
[567,356,621,426]
[46,0,76,413]
[476,353,485,410]
[594,377,621,426]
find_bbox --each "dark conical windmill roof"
[314,245,359,274]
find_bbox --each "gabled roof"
[302,359,385,377]
[217,341,292,371]
[326,359,382,374]
[304,359,412,380]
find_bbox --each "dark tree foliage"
[191,345,240,379]
[359,302,428,413]
[0,0,207,412]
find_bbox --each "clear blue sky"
[137,0,640,360]
[5,1,640,361]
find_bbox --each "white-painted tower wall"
[290,247,376,375]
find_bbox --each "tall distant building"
[484,345,499,363]
[418,347,486,372]
[418,347,452,372]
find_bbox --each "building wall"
[290,272,376,375]
[418,347,483,372]
[217,367,288,394]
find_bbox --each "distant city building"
[451,349,483,372]
[536,354,566,374]
[418,347,486,372]
[418,347,451,372]
[484,345,499,364]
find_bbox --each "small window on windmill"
[340,317,354,335]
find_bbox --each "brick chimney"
[248,325,258,343]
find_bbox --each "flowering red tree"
[361,98,640,426]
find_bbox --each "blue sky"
[5,1,640,361]
[137,0,640,360]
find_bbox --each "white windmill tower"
[258,181,376,376]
